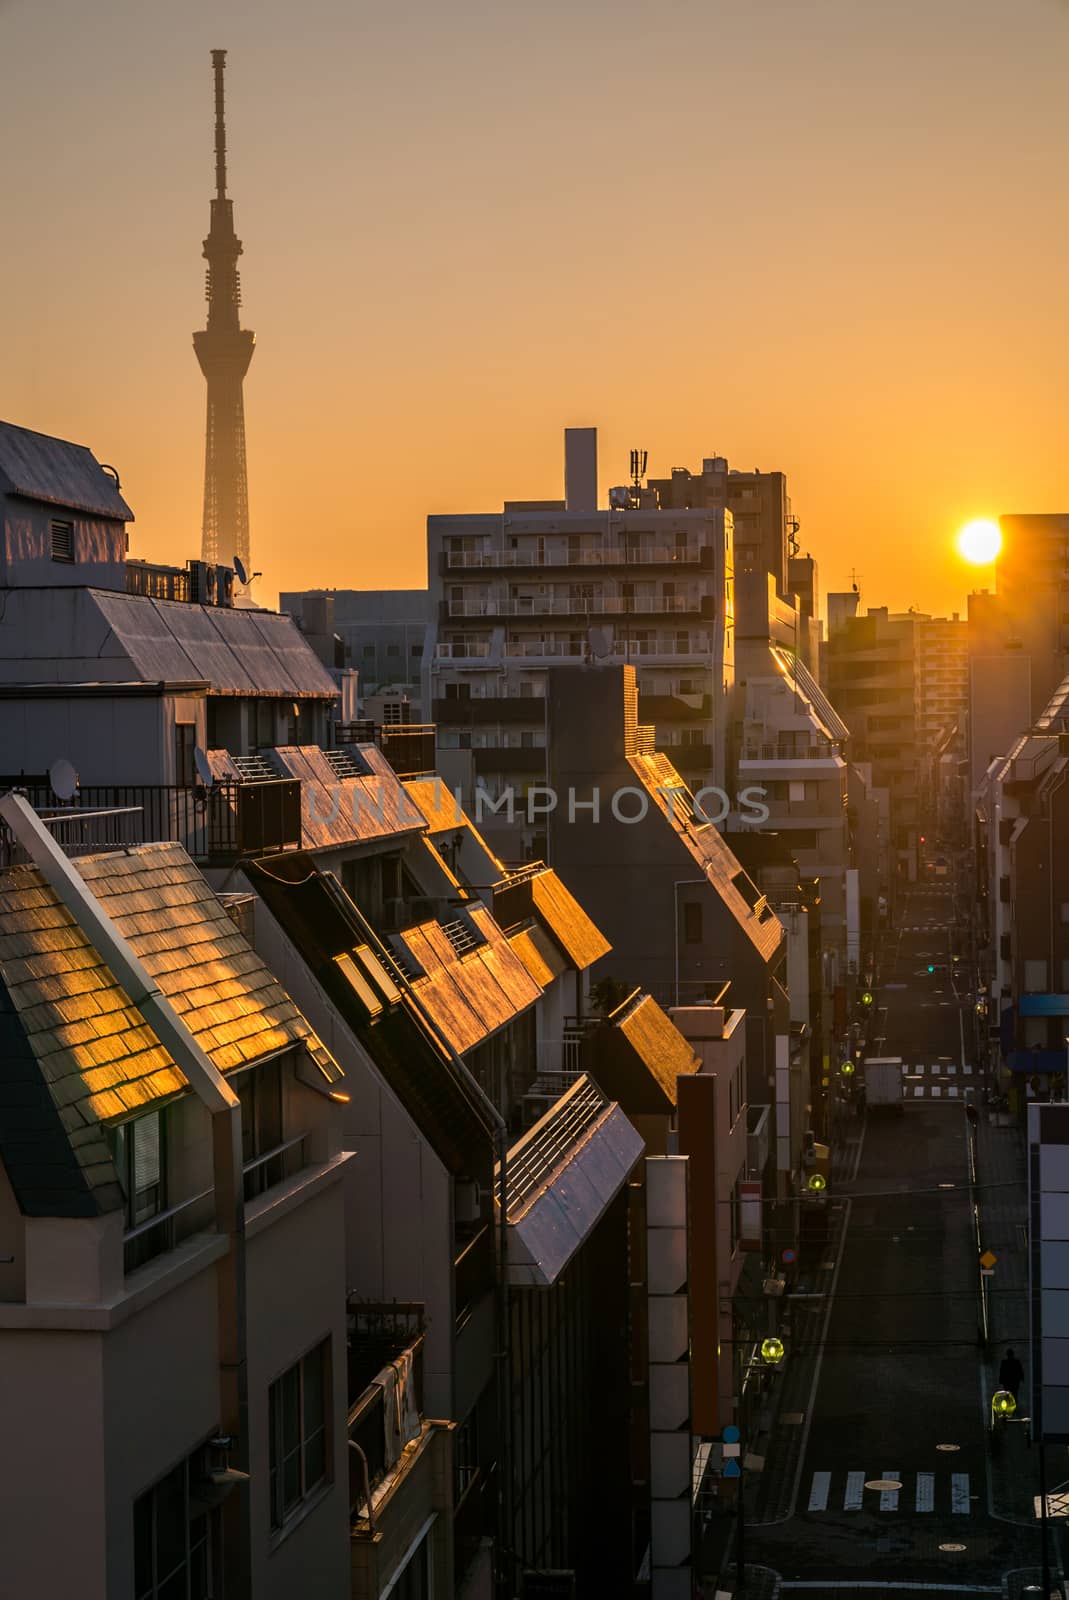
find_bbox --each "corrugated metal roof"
[629,753,785,964]
[495,1074,643,1286]
[509,922,568,988]
[0,421,134,521]
[0,842,341,1214]
[270,744,427,851]
[530,869,611,970]
[582,994,700,1116]
[90,590,337,697]
[403,779,506,871]
[397,902,542,1055]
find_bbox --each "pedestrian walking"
[998,1347,1024,1402]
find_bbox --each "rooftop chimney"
[564,428,598,512]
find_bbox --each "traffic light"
[927,965,935,974]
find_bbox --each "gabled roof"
[0,842,340,1216]
[89,590,337,697]
[509,922,568,989]
[263,745,426,851]
[0,420,134,522]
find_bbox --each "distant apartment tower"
[425,427,735,834]
[283,588,429,707]
[917,613,967,749]
[995,513,1069,721]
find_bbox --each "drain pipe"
[0,794,252,1600]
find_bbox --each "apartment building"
[425,428,735,849]
[283,589,430,713]
[917,613,967,751]
[0,800,353,1600]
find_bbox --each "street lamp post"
[734,1338,786,1593]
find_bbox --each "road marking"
[807,1470,831,1511]
[951,1472,970,1512]
[879,1473,900,1510]
[916,1471,934,1511]
[780,1587,999,1594]
[844,1470,865,1509]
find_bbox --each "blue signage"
[1020,995,1069,1017]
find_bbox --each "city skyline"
[1,0,1066,613]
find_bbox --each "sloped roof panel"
[769,646,850,742]
[529,870,611,970]
[509,923,568,988]
[89,591,337,697]
[0,421,134,521]
[273,745,427,851]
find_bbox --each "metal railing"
[446,594,702,618]
[0,779,302,867]
[243,1132,307,1202]
[444,546,702,569]
[333,721,437,779]
[348,1332,426,1516]
[123,1186,215,1275]
[739,742,841,762]
[502,640,585,658]
[434,641,491,659]
[498,1075,607,1217]
[454,1224,494,1326]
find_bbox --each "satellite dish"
[233,556,247,586]
[193,747,214,787]
[49,758,79,802]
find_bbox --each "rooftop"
[0,420,134,522]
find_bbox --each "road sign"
[980,1249,997,1270]
[722,1425,740,1444]
[723,1443,740,1458]
[723,1459,741,1478]
[781,1248,796,1264]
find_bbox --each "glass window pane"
[302,1345,324,1440]
[153,1461,187,1585]
[304,1426,326,1492]
[282,1445,302,1513]
[133,1488,154,1596]
[132,1113,163,1223]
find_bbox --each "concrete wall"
[249,898,457,1418]
[1,501,126,589]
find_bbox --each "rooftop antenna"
[630,449,647,494]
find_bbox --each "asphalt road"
[745,884,1048,1600]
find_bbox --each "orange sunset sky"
[1,0,1067,617]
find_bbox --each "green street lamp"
[991,1388,1016,1422]
[840,1061,856,1077]
[860,991,874,1008]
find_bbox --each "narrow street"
[737,884,1055,1600]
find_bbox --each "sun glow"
[956,519,1002,565]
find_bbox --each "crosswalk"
[898,1061,973,1101]
[805,1469,972,1514]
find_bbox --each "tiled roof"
[403,779,505,869]
[0,420,134,521]
[0,842,340,1216]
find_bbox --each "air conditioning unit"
[189,561,217,606]
[215,565,235,608]
[454,1179,481,1225]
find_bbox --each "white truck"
[863,1056,904,1113]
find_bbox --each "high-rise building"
[425,427,736,852]
[917,613,968,750]
[194,49,255,576]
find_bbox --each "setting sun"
[956,518,1002,565]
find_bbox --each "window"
[454,1408,479,1503]
[112,1110,167,1270]
[269,1340,330,1531]
[239,1057,286,1199]
[391,1534,431,1600]
[410,643,422,657]
[362,643,376,657]
[50,519,74,563]
[175,723,196,787]
[683,902,703,945]
[134,1449,219,1600]
[789,781,806,803]
[1024,960,1049,994]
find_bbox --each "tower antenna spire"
[212,48,229,200]
[194,48,255,580]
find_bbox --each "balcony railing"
[0,779,302,868]
[123,1185,215,1275]
[445,594,703,619]
[434,641,491,659]
[454,1224,494,1327]
[443,546,704,570]
[333,722,437,779]
[502,639,586,658]
[739,742,841,762]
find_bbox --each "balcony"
[454,1224,494,1328]
[443,594,711,620]
[0,779,302,869]
[441,545,711,571]
[434,641,491,660]
[347,1305,426,1517]
[334,721,437,779]
[502,639,586,659]
[433,695,545,725]
[471,745,548,775]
